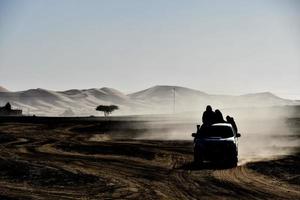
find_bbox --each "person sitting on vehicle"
[226,115,238,133]
[215,109,226,123]
[196,125,201,133]
[202,105,215,126]
[193,124,202,139]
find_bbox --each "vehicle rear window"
[200,125,234,138]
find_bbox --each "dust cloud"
[133,106,300,163]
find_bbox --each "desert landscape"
[0,106,299,199]
[1,1,299,199]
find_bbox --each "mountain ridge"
[0,85,297,116]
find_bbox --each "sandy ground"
[0,117,299,200]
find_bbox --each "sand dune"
[0,85,297,116]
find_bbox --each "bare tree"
[96,105,119,117]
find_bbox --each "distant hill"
[237,92,290,106]
[0,85,297,116]
[0,86,9,92]
[129,86,293,111]
[0,87,137,116]
[130,85,212,113]
[130,85,208,100]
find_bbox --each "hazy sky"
[0,0,299,99]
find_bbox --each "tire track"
[0,122,299,199]
[213,165,300,199]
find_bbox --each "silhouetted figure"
[196,125,201,133]
[194,124,202,140]
[215,109,225,123]
[226,115,238,133]
[202,105,215,126]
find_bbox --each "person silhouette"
[215,109,225,123]
[202,105,215,126]
[196,125,201,133]
[226,115,238,133]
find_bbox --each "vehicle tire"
[231,159,238,167]
[227,156,238,168]
[194,148,203,165]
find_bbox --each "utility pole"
[173,87,176,114]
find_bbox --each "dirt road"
[0,120,299,199]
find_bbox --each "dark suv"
[192,123,241,167]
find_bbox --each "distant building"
[0,102,22,116]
